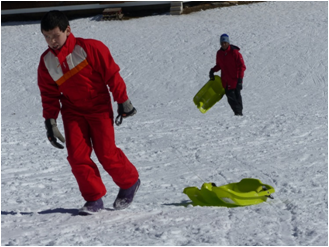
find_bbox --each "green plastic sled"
[183,178,275,207]
[193,75,225,114]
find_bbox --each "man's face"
[42,26,71,50]
[221,42,229,50]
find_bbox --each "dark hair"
[41,10,69,32]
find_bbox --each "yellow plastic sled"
[183,178,275,208]
[193,75,225,114]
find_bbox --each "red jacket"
[212,45,246,90]
[38,33,128,119]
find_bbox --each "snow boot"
[113,179,140,210]
[78,198,104,215]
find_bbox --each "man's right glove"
[237,78,243,90]
[209,69,215,81]
[115,99,137,126]
[45,118,65,149]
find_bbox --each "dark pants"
[225,88,243,115]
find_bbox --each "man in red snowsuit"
[38,11,140,215]
[209,34,246,116]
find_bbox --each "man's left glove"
[209,69,215,81]
[45,118,65,149]
[115,99,137,126]
[237,78,243,90]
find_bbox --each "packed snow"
[1,1,328,245]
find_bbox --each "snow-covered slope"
[1,1,328,245]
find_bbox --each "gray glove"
[115,99,137,126]
[45,118,65,149]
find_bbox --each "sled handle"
[257,186,274,199]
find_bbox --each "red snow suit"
[38,33,139,201]
[212,45,246,90]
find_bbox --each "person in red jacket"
[38,10,140,215]
[209,34,246,116]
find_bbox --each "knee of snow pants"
[63,111,139,201]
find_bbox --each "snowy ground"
[1,1,328,245]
